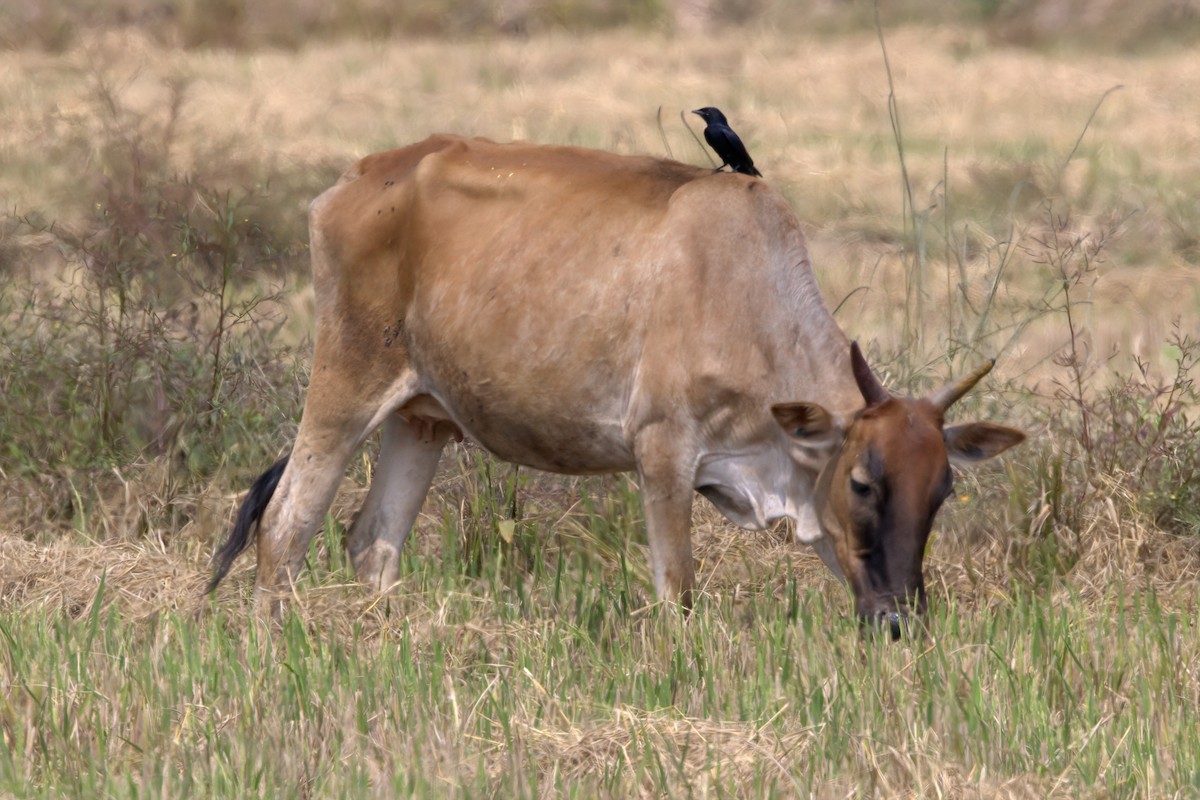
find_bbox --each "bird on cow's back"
[692,106,762,177]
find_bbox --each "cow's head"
[772,343,1025,638]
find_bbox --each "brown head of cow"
[772,343,1025,639]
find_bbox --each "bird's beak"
[691,109,702,117]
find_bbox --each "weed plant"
[0,78,317,539]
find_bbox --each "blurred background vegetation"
[3,0,1200,50]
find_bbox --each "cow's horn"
[929,358,995,412]
[850,341,890,407]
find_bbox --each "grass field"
[2,13,1200,798]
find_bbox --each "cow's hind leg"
[252,372,422,618]
[252,432,363,618]
[347,415,451,590]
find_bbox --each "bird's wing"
[710,125,744,153]
[702,125,725,151]
[704,124,762,175]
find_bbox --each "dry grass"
[6,460,1197,633]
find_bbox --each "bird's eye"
[849,477,872,498]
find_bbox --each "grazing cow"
[209,134,1025,635]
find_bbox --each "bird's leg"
[711,163,729,173]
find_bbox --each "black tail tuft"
[207,457,289,594]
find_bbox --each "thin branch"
[1059,84,1123,179]
[681,110,717,168]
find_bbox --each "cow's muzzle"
[860,610,912,641]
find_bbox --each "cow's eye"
[849,477,872,498]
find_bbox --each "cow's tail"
[207,457,289,594]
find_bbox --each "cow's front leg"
[635,427,697,609]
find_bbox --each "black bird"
[692,107,762,177]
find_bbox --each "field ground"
[2,19,1200,799]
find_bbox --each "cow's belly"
[470,417,634,475]
[399,385,636,475]
[404,296,643,473]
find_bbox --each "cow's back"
[308,135,849,473]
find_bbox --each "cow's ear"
[772,402,834,438]
[772,402,845,470]
[943,422,1026,465]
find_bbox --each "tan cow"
[209,134,1025,636]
